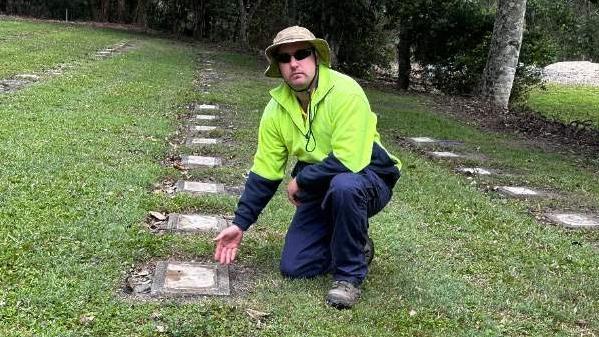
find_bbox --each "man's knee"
[280,260,303,278]
[280,258,329,279]
[329,173,364,198]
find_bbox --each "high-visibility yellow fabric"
[251,64,401,181]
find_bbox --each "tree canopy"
[1,0,597,102]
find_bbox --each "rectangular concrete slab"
[151,261,229,296]
[176,180,225,195]
[457,167,493,175]
[167,214,228,232]
[428,151,462,158]
[195,114,218,120]
[181,155,222,168]
[545,213,599,229]
[186,138,221,146]
[496,186,541,197]
[192,125,218,132]
[408,137,437,144]
[197,104,218,110]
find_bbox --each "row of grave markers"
[407,136,599,229]
[0,41,131,94]
[129,61,234,298]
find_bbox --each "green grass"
[1,18,598,336]
[525,84,599,129]
[0,19,131,78]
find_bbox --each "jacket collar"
[269,64,334,133]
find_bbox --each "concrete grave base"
[192,125,218,132]
[407,137,463,147]
[196,104,218,110]
[496,186,542,198]
[408,137,437,144]
[181,155,222,168]
[545,213,599,229]
[428,151,463,159]
[195,114,218,120]
[186,138,221,146]
[457,167,493,175]
[175,180,225,195]
[167,214,229,232]
[151,261,230,296]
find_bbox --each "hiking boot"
[325,280,362,309]
[364,237,374,265]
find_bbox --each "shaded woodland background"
[1,0,598,100]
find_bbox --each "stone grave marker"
[167,214,228,232]
[545,213,599,229]
[186,137,221,146]
[457,167,493,175]
[181,155,222,168]
[151,261,230,296]
[176,180,225,195]
[428,151,463,159]
[195,114,218,120]
[15,74,40,81]
[407,137,437,145]
[197,104,218,110]
[495,186,542,198]
[192,125,218,132]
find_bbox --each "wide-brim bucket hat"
[264,26,331,78]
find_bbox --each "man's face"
[276,42,317,91]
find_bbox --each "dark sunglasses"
[274,48,314,63]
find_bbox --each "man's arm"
[233,172,281,230]
[214,172,281,265]
[214,105,287,264]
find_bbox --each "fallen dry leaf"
[246,308,270,320]
[79,314,95,325]
[149,211,167,221]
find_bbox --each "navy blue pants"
[279,169,393,285]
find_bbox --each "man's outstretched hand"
[214,225,243,265]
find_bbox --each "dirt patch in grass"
[430,95,599,154]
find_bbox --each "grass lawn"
[1,18,598,336]
[524,84,599,130]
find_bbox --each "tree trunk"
[397,25,412,90]
[238,0,248,47]
[117,0,125,22]
[133,0,147,27]
[479,0,527,109]
[99,0,110,21]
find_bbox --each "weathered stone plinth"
[195,114,218,120]
[428,151,463,159]
[181,155,222,168]
[196,104,218,110]
[175,180,225,195]
[167,214,228,232]
[408,137,437,144]
[457,167,493,175]
[186,138,221,146]
[545,213,599,229]
[495,186,542,198]
[151,261,230,296]
[192,125,217,132]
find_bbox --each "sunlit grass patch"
[525,84,599,129]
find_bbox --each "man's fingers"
[230,248,238,263]
[219,247,228,265]
[225,249,233,265]
[214,241,222,261]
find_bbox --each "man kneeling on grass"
[214,26,401,309]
